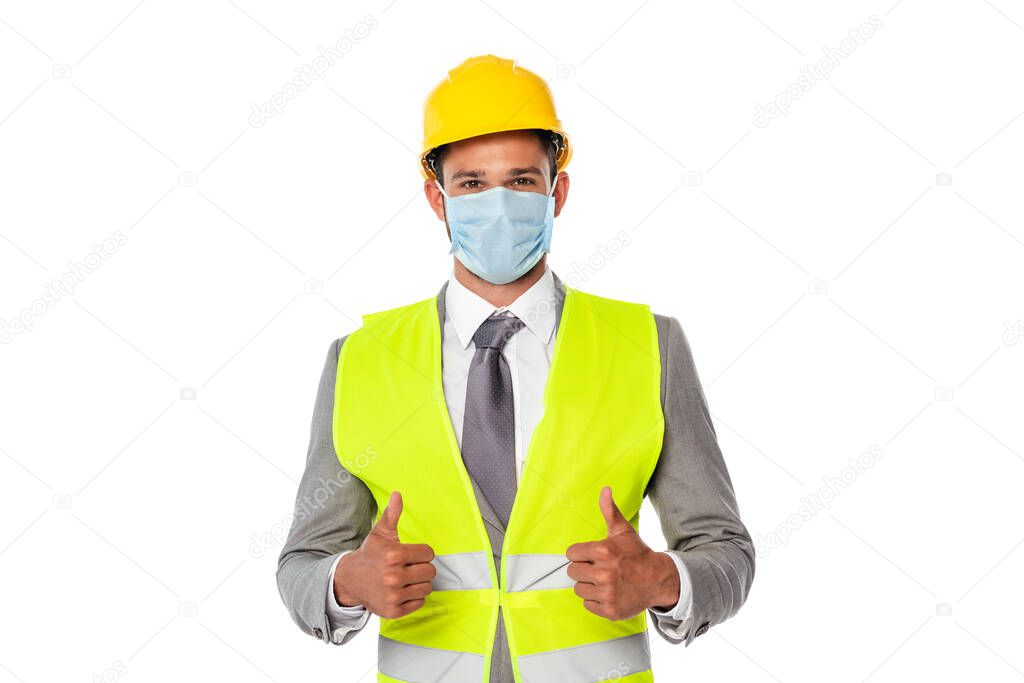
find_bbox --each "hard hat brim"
[419,126,572,180]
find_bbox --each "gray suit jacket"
[276,273,754,680]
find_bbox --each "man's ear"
[553,172,570,218]
[424,178,446,222]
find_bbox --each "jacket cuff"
[673,550,720,647]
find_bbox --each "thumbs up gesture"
[333,491,437,619]
[565,487,680,621]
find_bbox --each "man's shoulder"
[651,312,689,358]
[327,288,445,361]
[562,281,672,324]
[361,295,438,328]
[330,335,347,361]
[652,313,676,368]
[652,311,675,327]
[652,311,684,338]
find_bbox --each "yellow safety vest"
[333,286,665,683]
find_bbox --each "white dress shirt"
[325,265,694,643]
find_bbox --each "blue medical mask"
[436,179,556,285]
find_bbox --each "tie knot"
[472,313,525,350]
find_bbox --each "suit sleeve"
[275,336,377,644]
[645,315,756,646]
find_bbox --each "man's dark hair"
[427,128,562,189]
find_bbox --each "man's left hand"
[566,486,681,621]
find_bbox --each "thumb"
[373,491,403,540]
[599,486,632,536]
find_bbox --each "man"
[277,54,754,682]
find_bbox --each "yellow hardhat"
[420,54,572,180]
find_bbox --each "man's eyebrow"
[450,169,484,181]
[506,166,543,177]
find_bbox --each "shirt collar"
[445,265,558,349]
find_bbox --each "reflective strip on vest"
[431,551,492,591]
[517,633,652,683]
[378,636,485,682]
[505,554,573,592]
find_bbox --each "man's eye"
[510,178,535,186]
[460,180,481,189]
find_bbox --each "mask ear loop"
[436,179,459,256]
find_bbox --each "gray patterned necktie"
[461,313,526,528]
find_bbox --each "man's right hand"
[333,491,436,619]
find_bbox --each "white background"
[2,1,1023,681]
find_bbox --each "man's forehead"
[443,134,549,177]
